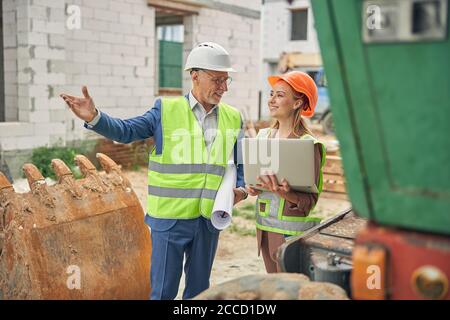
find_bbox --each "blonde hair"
[270,92,312,138]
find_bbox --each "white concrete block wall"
[182,4,261,121]
[63,0,156,142]
[1,0,261,155]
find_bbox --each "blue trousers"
[145,215,220,300]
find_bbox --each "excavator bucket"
[0,153,151,299]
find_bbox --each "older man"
[60,42,247,300]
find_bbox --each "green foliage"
[232,203,256,221]
[228,224,256,237]
[229,202,256,237]
[30,146,85,180]
[131,163,143,172]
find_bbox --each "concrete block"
[94,9,118,22]
[113,65,134,76]
[18,108,30,122]
[28,85,49,97]
[65,39,86,52]
[83,18,110,32]
[34,73,66,85]
[49,109,68,123]
[32,19,65,35]
[4,104,19,122]
[29,110,50,123]
[32,0,64,8]
[49,34,65,48]
[108,87,132,97]
[133,25,152,36]
[70,29,100,41]
[123,56,145,67]
[83,0,108,9]
[124,35,146,46]
[17,71,33,84]
[34,46,65,60]
[17,47,31,59]
[86,64,111,75]
[35,123,66,136]
[0,122,34,138]
[122,76,145,87]
[84,86,109,97]
[17,18,30,32]
[115,96,141,108]
[109,22,134,35]
[119,13,142,25]
[79,6,94,18]
[28,59,47,73]
[95,96,117,108]
[73,52,98,64]
[100,32,124,44]
[72,74,100,86]
[3,35,17,48]
[112,44,135,55]
[64,61,86,75]
[132,87,153,97]
[49,7,65,22]
[4,83,18,96]
[4,60,18,76]
[109,1,135,13]
[86,42,111,53]
[99,54,123,65]
[100,76,123,86]
[48,97,65,110]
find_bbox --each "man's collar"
[188,91,198,110]
[188,91,218,112]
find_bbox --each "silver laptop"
[242,138,318,193]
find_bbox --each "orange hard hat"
[268,71,318,117]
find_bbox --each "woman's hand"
[257,174,292,199]
[245,185,262,196]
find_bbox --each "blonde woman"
[246,71,326,273]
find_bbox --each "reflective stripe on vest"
[255,130,326,236]
[147,96,241,219]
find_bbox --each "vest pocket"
[257,198,271,217]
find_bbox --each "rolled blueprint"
[211,162,237,230]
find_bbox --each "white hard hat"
[184,42,236,72]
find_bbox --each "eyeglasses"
[199,70,232,87]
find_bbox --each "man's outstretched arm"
[61,86,160,143]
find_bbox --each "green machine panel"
[311,0,450,235]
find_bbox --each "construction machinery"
[281,0,450,300]
[0,153,151,299]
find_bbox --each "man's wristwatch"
[238,187,248,200]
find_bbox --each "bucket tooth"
[97,153,132,189]
[0,172,16,230]
[75,155,96,176]
[51,159,73,179]
[0,172,13,191]
[75,155,108,192]
[23,163,46,191]
[51,159,83,199]
[96,153,119,173]
[96,153,130,188]
[22,164,55,208]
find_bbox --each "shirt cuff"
[85,109,101,128]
